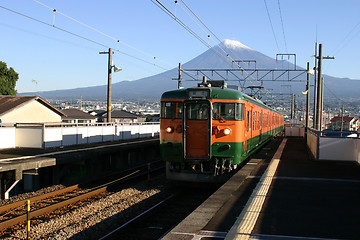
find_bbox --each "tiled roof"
[0,95,65,116]
[102,110,139,119]
[62,108,97,119]
[330,116,357,122]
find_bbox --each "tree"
[0,61,18,95]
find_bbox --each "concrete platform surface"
[163,137,360,240]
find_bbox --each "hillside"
[20,39,360,101]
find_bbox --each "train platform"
[163,137,360,240]
[0,137,158,182]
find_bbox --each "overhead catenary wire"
[153,0,261,87]
[263,0,281,53]
[32,0,174,68]
[277,0,288,53]
[178,0,248,69]
[329,19,360,56]
[0,5,168,71]
[151,0,233,69]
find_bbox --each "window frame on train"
[160,102,183,119]
[212,102,243,121]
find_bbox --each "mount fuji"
[23,39,360,101]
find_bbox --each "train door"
[183,100,211,160]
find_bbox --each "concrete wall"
[319,137,360,163]
[1,99,62,123]
[285,125,305,137]
[16,126,43,148]
[306,130,318,159]
[0,123,160,149]
[0,126,16,149]
[306,128,360,163]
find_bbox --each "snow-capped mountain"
[24,39,360,100]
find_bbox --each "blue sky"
[1,0,359,93]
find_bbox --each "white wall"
[307,131,318,159]
[0,127,16,149]
[16,127,43,148]
[319,137,360,163]
[1,100,62,123]
[41,123,160,148]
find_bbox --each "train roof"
[161,87,279,113]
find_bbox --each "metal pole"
[107,48,113,122]
[178,63,182,89]
[291,93,294,119]
[26,200,30,240]
[313,43,317,128]
[306,62,310,132]
[316,43,323,131]
[341,105,344,136]
[319,76,324,131]
[294,94,296,120]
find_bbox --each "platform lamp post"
[303,62,314,138]
[99,48,122,122]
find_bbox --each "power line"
[277,0,288,53]
[152,0,260,86]
[151,0,233,68]
[263,0,280,52]
[329,19,360,56]
[0,5,168,71]
[32,0,174,68]
[178,0,246,68]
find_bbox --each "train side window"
[212,103,238,120]
[253,112,256,130]
[235,103,243,120]
[247,111,250,131]
[161,102,183,119]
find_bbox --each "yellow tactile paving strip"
[225,138,287,240]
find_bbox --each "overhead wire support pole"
[315,44,323,131]
[99,48,114,122]
[178,63,182,89]
[306,62,310,134]
[315,43,334,131]
[313,42,318,128]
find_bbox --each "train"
[160,78,284,182]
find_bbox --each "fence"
[306,128,360,163]
[0,122,160,149]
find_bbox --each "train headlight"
[224,128,231,135]
[166,126,174,133]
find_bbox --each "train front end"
[160,85,245,182]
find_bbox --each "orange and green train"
[160,81,284,182]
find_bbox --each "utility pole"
[306,62,310,131]
[32,80,39,96]
[315,43,334,131]
[315,43,323,131]
[313,43,317,128]
[99,48,114,122]
[291,93,295,119]
[178,63,182,89]
[341,105,344,134]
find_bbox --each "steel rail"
[0,185,80,215]
[0,163,164,231]
[98,194,175,240]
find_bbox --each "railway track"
[0,160,164,235]
[98,184,220,240]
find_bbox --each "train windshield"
[161,102,183,119]
[213,103,243,121]
[187,102,209,120]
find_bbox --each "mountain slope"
[21,39,360,100]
